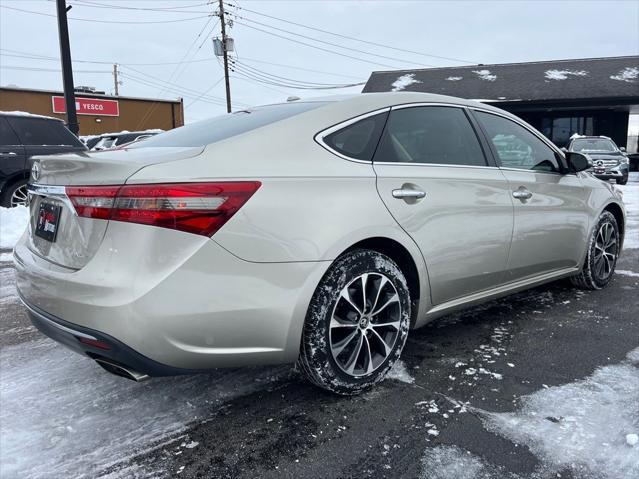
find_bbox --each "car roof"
[0,111,63,122]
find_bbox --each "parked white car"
[15,93,625,394]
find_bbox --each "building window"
[540,116,594,146]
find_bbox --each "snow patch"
[472,70,497,81]
[391,73,422,92]
[420,445,521,479]
[0,110,60,121]
[0,206,29,249]
[544,69,588,80]
[482,348,639,479]
[627,434,638,447]
[0,339,286,478]
[610,67,639,83]
[616,270,639,278]
[445,76,462,81]
[0,252,13,262]
[386,360,415,384]
[618,172,639,249]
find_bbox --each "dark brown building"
[0,86,184,136]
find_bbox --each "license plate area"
[35,201,62,242]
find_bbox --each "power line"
[1,5,213,24]
[231,60,365,89]
[0,64,109,74]
[233,21,401,70]
[185,76,225,108]
[234,15,435,68]
[226,3,477,65]
[238,56,363,80]
[70,0,213,13]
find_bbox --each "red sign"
[52,96,119,117]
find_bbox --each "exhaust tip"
[94,358,150,382]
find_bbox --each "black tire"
[298,249,411,395]
[616,176,628,185]
[1,178,29,208]
[570,211,620,290]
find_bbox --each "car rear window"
[8,117,84,147]
[130,102,328,148]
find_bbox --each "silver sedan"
[15,92,626,394]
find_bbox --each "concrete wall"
[0,88,184,136]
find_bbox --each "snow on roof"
[391,73,422,92]
[472,69,497,81]
[363,56,639,101]
[544,69,588,81]
[0,110,61,121]
[610,66,639,83]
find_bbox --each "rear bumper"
[21,295,197,376]
[14,221,330,370]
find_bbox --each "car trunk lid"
[26,146,204,269]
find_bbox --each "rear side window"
[0,118,20,145]
[373,106,487,166]
[131,102,328,148]
[8,117,83,147]
[322,112,388,162]
[475,111,560,172]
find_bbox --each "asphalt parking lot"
[1,174,637,479]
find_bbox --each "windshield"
[130,102,329,148]
[570,138,617,153]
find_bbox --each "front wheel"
[298,249,411,395]
[570,210,620,290]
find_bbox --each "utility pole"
[113,64,120,96]
[55,0,79,136]
[218,0,232,113]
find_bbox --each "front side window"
[569,138,617,153]
[373,106,487,166]
[475,111,560,173]
[9,117,83,147]
[322,112,388,161]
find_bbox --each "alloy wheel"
[593,221,617,280]
[10,185,28,207]
[329,272,401,377]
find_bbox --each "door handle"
[512,188,532,200]
[0,151,18,156]
[392,189,426,199]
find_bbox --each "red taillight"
[66,182,261,237]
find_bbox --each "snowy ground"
[0,173,637,478]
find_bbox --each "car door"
[472,109,589,282]
[373,104,514,306]
[0,117,27,190]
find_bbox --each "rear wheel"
[2,179,29,208]
[298,249,411,395]
[570,211,619,290]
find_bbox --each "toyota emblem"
[31,162,40,182]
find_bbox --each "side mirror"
[620,146,627,153]
[560,147,568,153]
[565,151,592,173]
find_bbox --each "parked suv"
[566,136,629,185]
[1,112,86,207]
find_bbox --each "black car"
[566,136,630,185]
[0,112,87,207]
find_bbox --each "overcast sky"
[1,0,638,123]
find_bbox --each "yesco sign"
[52,96,119,117]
